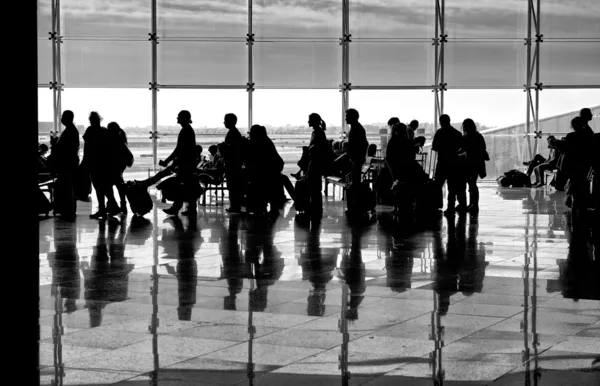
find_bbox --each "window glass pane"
[349,0,435,39]
[444,90,527,179]
[158,0,247,39]
[254,0,341,39]
[445,42,526,87]
[158,42,247,85]
[38,87,54,144]
[540,42,600,86]
[157,89,248,168]
[445,0,527,39]
[38,39,53,85]
[539,89,600,133]
[350,42,434,86]
[62,41,150,87]
[62,88,153,179]
[253,42,341,88]
[38,0,52,38]
[61,0,150,37]
[253,90,341,173]
[544,1,600,39]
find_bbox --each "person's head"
[345,108,359,124]
[249,124,267,139]
[308,113,326,130]
[391,122,408,139]
[39,143,49,155]
[61,110,74,125]
[571,116,582,131]
[406,126,415,140]
[195,144,203,157]
[216,143,226,156]
[580,108,593,123]
[367,143,377,157]
[107,121,121,132]
[177,110,192,126]
[224,113,237,129]
[89,111,103,126]
[387,117,400,129]
[208,144,218,156]
[409,120,419,130]
[439,114,451,128]
[547,135,555,143]
[461,118,477,135]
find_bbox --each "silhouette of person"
[49,110,80,218]
[461,118,488,212]
[222,113,245,213]
[107,122,129,214]
[47,218,81,314]
[83,218,134,327]
[161,110,198,216]
[163,216,202,320]
[345,108,369,188]
[306,113,330,219]
[83,112,120,219]
[432,114,467,216]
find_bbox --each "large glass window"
[538,89,600,134]
[349,0,435,39]
[544,1,600,39]
[350,42,434,86]
[445,0,527,39]
[38,39,53,85]
[37,0,52,38]
[253,90,342,173]
[60,0,151,38]
[253,42,342,88]
[157,90,248,168]
[540,42,600,86]
[62,40,151,87]
[254,0,341,39]
[158,42,247,85]
[158,0,248,39]
[445,42,526,88]
[444,90,527,179]
[38,88,54,144]
[62,88,153,177]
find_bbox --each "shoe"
[181,209,197,216]
[523,161,531,166]
[533,182,545,188]
[90,211,106,219]
[226,207,241,213]
[291,172,301,179]
[163,207,180,216]
[467,205,479,213]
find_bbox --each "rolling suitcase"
[416,179,443,215]
[126,181,153,217]
[294,179,310,213]
[346,182,376,215]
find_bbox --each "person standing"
[49,110,80,218]
[461,118,488,213]
[107,122,129,214]
[306,113,330,219]
[432,114,466,215]
[160,110,198,216]
[222,113,244,213]
[345,108,368,187]
[82,111,119,219]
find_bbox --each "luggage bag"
[126,181,153,217]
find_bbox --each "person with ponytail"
[306,113,331,219]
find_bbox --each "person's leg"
[467,175,479,211]
[537,163,554,185]
[308,175,323,218]
[90,173,106,217]
[226,169,242,211]
[116,172,127,212]
[526,154,546,176]
[445,177,458,213]
[104,175,120,214]
[281,174,295,199]
[533,165,542,185]
[455,176,468,211]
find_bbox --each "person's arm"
[431,131,440,152]
[162,130,182,165]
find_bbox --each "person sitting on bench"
[531,136,560,187]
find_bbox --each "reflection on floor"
[39,185,600,385]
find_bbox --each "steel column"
[151,0,158,171]
[248,0,254,130]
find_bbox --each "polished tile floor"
[39,185,600,385]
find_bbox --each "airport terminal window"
[538,89,600,128]
[445,41,526,88]
[60,0,151,38]
[253,41,342,88]
[37,87,54,142]
[348,90,434,128]
[349,0,435,39]
[349,42,434,86]
[544,1,600,39]
[158,0,248,39]
[158,42,248,86]
[540,42,600,86]
[62,40,151,88]
[445,1,527,39]
[37,0,52,38]
[254,0,341,39]
[38,38,53,85]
